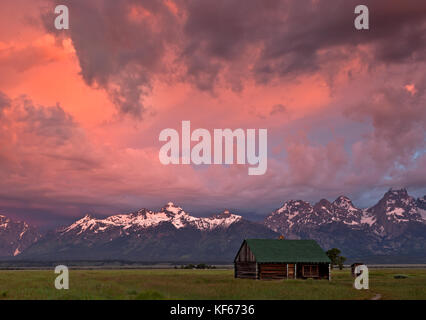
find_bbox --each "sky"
[0,0,425,228]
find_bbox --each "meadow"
[0,268,424,300]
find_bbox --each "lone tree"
[337,255,347,270]
[326,248,347,270]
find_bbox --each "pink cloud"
[0,1,424,225]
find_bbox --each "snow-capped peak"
[363,187,424,233]
[333,196,353,208]
[273,200,312,216]
[63,214,98,234]
[266,200,315,232]
[61,205,242,235]
[162,202,185,215]
[199,210,242,229]
[266,195,368,233]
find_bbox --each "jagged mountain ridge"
[61,202,242,237]
[365,188,424,236]
[16,203,278,261]
[265,189,424,235]
[264,188,426,261]
[2,189,425,262]
[265,196,366,236]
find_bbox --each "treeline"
[177,263,217,269]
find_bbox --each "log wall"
[234,262,257,279]
[235,262,330,280]
[259,263,287,280]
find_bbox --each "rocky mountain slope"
[264,188,426,262]
[0,215,40,257]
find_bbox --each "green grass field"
[0,268,424,300]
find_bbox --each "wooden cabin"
[234,239,331,280]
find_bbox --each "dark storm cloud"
[42,0,179,119]
[14,97,76,144]
[0,93,94,166]
[180,0,286,89]
[346,81,426,168]
[181,0,426,85]
[42,0,426,108]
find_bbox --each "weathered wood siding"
[234,262,257,279]
[235,242,258,279]
[259,263,287,280]
[235,242,256,262]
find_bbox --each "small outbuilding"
[234,239,331,280]
[351,263,364,277]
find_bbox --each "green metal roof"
[244,239,331,263]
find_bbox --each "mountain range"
[10,202,277,262]
[1,189,425,263]
[265,188,426,262]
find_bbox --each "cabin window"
[302,265,319,277]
